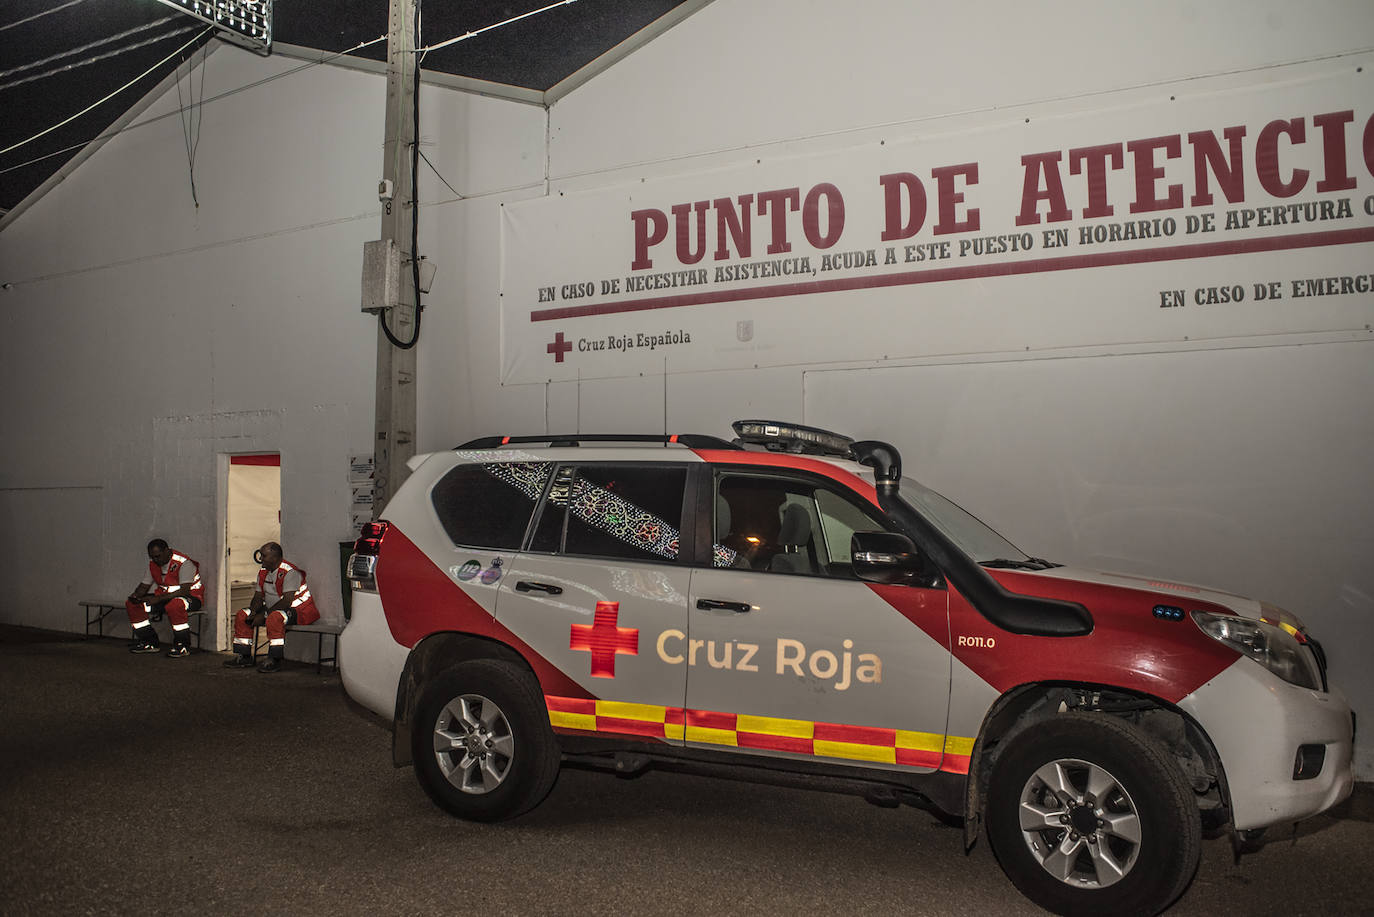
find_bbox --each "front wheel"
[985,712,1201,917]
[411,659,560,822]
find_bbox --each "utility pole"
[371,0,419,515]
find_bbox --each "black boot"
[130,632,160,654]
[223,652,255,668]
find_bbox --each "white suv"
[340,420,1354,916]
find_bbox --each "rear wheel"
[986,712,1200,916]
[411,659,560,822]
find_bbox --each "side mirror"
[851,531,926,585]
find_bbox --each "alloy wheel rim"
[433,693,516,795]
[1016,757,1143,888]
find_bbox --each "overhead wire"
[0,24,200,93]
[0,0,91,33]
[0,26,213,158]
[415,0,578,54]
[0,33,388,174]
[0,15,183,81]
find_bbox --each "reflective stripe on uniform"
[290,587,312,608]
[132,619,150,629]
[270,638,285,646]
[544,695,975,774]
[173,623,189,631]
[233,638,252,646]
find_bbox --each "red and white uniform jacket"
[258,561,320,625]
[149,551,204,603]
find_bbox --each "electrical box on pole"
[363,0,419,517]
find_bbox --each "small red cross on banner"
[569,601,639,678]
[547,331,572,363]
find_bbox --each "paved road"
[0,626,1369,916]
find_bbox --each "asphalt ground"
[0,625,1370,916]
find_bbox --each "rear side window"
[529,465,686,562]
[430,462,551,549]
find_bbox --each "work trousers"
[125,595,200,647]
[232,607,297,660]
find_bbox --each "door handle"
[516,581,563,595]
[696,598,751,613]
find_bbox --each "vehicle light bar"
[732,420,854,456]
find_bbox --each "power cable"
[380,0,423,350]
[0,26,213,158]
[417,147,462,198]
[0,34,388,173]
[379,0,578,349]
[175,43,208,207]
[0,0,90,33]
[0,24,199,93]
[0,15,181,81]
[416,0,578,54]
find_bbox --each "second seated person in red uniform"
[224,542,320,673]
[126,539,204,657]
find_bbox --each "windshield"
[896,478,1029,564]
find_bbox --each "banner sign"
[501,61,1374,384]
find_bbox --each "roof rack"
[455,433,739,450]
[454,421,901,489]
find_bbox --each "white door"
[685,468,953,773]
[494,463,693,742]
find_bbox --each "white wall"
[525,0,1374,778]
[0,47,547,649]
[0,0,1369,774]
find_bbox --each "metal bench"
[79,599,206,649]
[251,620,342,673]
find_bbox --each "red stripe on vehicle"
[869,573,1239,705]
[939,754,972,775]
[546,696,597,715]
[814,722,896,746]
[690,449,880,508]
[374,527,594,700]
[895,747,943,769]
[737,732,816,755]
[686,709,739,731]
[595,716,671,738]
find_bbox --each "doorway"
[224,454,281,647]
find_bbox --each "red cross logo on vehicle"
[569,601,639,678]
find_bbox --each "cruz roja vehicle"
[340,420,1354,916]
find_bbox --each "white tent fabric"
[227,463,280,584]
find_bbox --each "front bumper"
[1179,658,1354,831]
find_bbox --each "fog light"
[1292,744,1325,780]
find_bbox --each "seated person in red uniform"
[224,542,321,673]
[125,539,204,657]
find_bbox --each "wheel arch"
[392,631,536,767]
[961,681,1232,849]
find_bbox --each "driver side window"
[713,472,896,578]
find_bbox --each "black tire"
[411,659,560,822]
[985,712,1201,917]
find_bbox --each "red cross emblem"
[547,331,572,363]
[569,601,638,678]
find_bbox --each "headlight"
[1192,611,1322,690]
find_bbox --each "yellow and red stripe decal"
[545,695,974,774]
